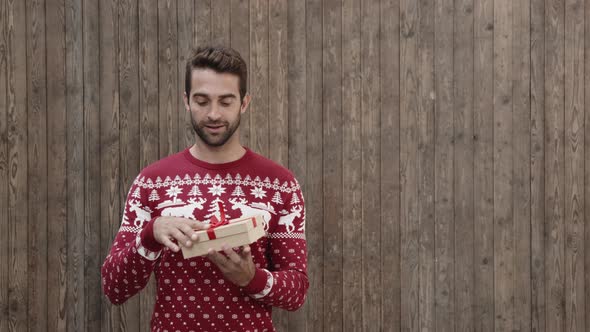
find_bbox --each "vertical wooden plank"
[211,0,230,45]
[65,0,84,330]
[380,0,401,330]
[530,0,546,330]
[493,0,515,330]
[513,0,532,331]
[342,0,362,330]
[564,0,585,330]
[26,0,48,330]
[46,0,67,330]
[473,0,495,330]
[83,0,101,330]
[178,0,194,150]
[269,0,290,328]
[100,0,121,330]
[453,0,474,331]
[118,0,140,330]
[195,0,211,46]
[305,0,324,330]
[545,0,565,330]
[269,0,288,166]
[158,0,178,157]
[418,0,435,331]
[434,0,454,330]
[0,0,8,329]
[230,0,249,147]
[585,0,590,328]
[286,0,307,329]
[361,1,381,331]
[249,0,268,156]
[138,1,159,329]
[6,0,28,330]
[322,0,342,330]
[399,0,419,329]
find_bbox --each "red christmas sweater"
[101,147,308,332]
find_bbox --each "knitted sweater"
[101,148,308,332]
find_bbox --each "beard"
[191,112,241,147]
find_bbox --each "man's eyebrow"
[192,92,210,98]
[218,94,237,99]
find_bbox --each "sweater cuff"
[242,268,273,299]
[136,218,164,260]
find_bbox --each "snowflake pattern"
[250,186,267,199]
[207,184,226,196]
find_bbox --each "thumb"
[190,220,210,230]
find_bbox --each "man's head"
[185,46,248,103]
[184,46,250,148]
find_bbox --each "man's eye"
[220,102,231,107]
[196,101,208,106]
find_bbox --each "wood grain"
[118,0,141,330]
[453,0,475,330]
[321,0,342,330]
[564,0,585,330]
[434,0,454,330]
[286,0,307,329]
[83,0,102,330]
[399,0,420,329]
[211,0,230,45]
[545,0,566,331]
[380,0,401,330]
[138,0,160,328]
[249,0,269,157]
[158,0,178,157]
[99,0,121,330]
[513,0,532,330]
[342,0,362,330]
[585,0,590,329]
[305,0,324,330]
[177,0,195,150]
[361,1,381,330]
[230,0,250,147]
[65,0,85,330]
[473,1,495,330]
[7,0,28,330]
[195,0,211,46]
[0,0,9,329]
[530,0,546,330]
[493,0,515,330]
[26,0,48,330]
[46,1,67,330]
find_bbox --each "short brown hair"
[185,46,248,102]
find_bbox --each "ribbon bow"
[206,201,228,240]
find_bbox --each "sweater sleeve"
[101,175,164,305]
[241,181,309,311]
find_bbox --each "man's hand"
[207,245,256,287]
[153,216,209,252]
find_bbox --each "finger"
[239,245,252,260]
[171,229,192,248]
[178,223,199,241]
[207,249,228,269]
[189,220,210,231]
[222,245,242,265]
[160,237,180,252]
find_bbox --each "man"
[101,46,308,332]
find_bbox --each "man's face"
[184,68,250,147]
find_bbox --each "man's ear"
[183,92,190,112]
[240,93,251,114]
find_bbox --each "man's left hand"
[207,245,256,287]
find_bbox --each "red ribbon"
[206,201,228,240]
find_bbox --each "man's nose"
[207,104,222,121]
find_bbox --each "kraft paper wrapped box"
[181,214,266,258]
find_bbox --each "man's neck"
[189,139,246,164]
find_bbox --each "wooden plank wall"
[1,0,589,331]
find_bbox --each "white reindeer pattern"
[229,198,273,231]
[278,205,303,233]
[161,197,206,219]
[128,200,152,227]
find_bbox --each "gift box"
[181,214,266,258]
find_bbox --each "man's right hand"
[153,217,209,252]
